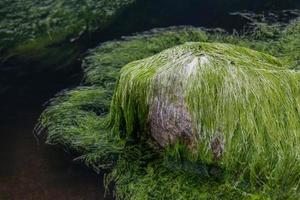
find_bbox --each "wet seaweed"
[0,0,135,64]
[39,16,300,199]
[111,42,300,198]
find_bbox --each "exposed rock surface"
[149,98,195,148]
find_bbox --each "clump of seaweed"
[39,16,300,199]
[111,42,300,198]
[37,86,125,171]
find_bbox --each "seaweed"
[0,0,135,67]
[39,17,300,199]
[111,42,300,198]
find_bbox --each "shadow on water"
[0,0,299,199]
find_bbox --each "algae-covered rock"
[39,24,300,199]
[111,42,300,194]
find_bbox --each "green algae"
[82,27,209,86]
[0,0,135,63]
[209,15,300,69]
[111,42,300,198]
[38,87,123,171]
[39,17,300,199]
[82,18,300,88]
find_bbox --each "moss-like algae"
[0,0,135,65]
[39,18,300,199]
[209,15,300,69]
[111,42,300,198]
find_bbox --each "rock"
[112,42,300,178]
[149,97,195,148]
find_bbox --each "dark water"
[0,0,299,199]
[0,69,107,200]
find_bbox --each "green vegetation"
[111,42,300,199]
[0,0,135,63]
[219,15,300,69]
[39,17,300,199]
[83,27,208,86]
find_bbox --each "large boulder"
[111,42,300,186]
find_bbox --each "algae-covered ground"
[0,0,135,66]
[38,13,300,199]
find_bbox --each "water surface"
[0,69,107,200]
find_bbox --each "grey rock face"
[149,98,196,149]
